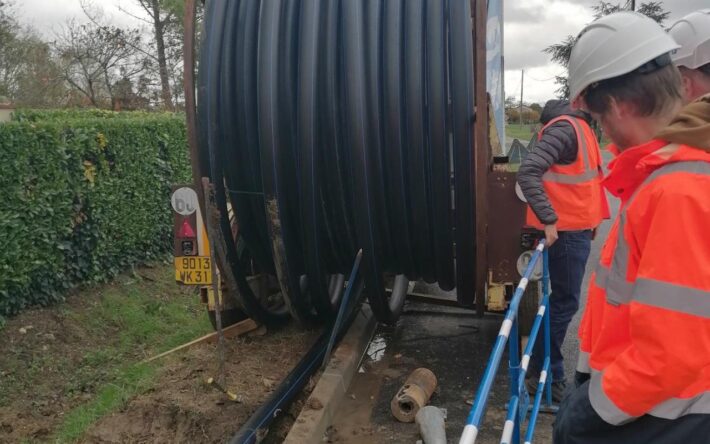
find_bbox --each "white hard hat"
[568,11,680,102]
[669,9,710,70]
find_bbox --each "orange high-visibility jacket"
[525,115,610,230]
[576,140,710,425]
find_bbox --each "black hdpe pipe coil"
[449,0,477,306]
[199,0,290,325]
[426,0,455,291]
[229,254,365,444]
[297,0,342,319]
[198,0,478,324]
[404,0,436,283]
[381,0,412,276]
[343,0,410,325]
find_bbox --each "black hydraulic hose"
[425,0,456,291]
[449,0,477,306]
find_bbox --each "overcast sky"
[503,0,710,103]
[13,0,710,104]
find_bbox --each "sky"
[12,0,710,104]
[15,0,147,34]
[503,0,710,103]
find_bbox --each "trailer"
[176,0,551,442]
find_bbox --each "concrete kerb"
[284,306,377,444]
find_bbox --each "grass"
[0,264,212,443]
[56,363,158,442]
[505,123,538,141]
[54,270,212,442]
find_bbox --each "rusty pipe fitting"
[390,368,438,423]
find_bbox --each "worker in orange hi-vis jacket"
[554,11,710,444]
[669,9,710,103]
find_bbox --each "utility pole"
[630,0,636,11]
[519,69,524,128]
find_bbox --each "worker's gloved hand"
[544,224,559,247]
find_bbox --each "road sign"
[171,187,198,216]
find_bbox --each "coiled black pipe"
[198,0,477,325]
[450,0,477,306]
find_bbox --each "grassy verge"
[56,363,158,442]
[0,264,212,443]
[505,124,537,141]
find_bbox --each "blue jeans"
[531,230,592,382]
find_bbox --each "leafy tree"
[545,1,670,98]
[0,1,66,106]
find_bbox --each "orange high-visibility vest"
[525,116,609,230]
[576,141,710,425]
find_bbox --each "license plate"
[175,256,212,285]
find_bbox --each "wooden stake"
[202,178,227,386]
[143,319,259,363]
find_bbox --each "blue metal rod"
[524,358,551,444]
[542,249,553,406]
[508,317,521,444]
[459,241,546,444]
[516,293,550,391]
[501,395,520,444]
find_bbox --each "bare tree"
[80,0,183,110]
[140,0,176,111]
[54,20,147,108]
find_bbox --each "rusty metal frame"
[183,0,205,215]
[183,0,243,306]
[472,0,490,316]
[487,171,527,284]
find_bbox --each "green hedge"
[0,113,191,318]
[11,108,161,122]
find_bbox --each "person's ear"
[682,73,695,102]
[609,97,631,120]
[571,95,586,111]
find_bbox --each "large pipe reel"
[197,0,479,325]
